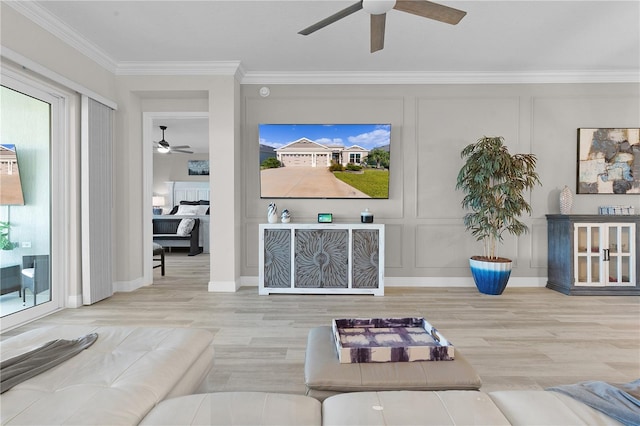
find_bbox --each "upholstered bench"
[304,326,482,401]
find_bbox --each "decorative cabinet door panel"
[294,229,348,288]
[352,229,380,288]
[259,223,384,295]
[263,229,291,288]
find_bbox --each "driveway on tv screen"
[261,166,370,198]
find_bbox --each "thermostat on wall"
[317,213,333,223]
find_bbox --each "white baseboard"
[209,280,240,292]
[239,276,547,289]
[384,276,547,288]
[113,277,146,293]
[66,294,83,308]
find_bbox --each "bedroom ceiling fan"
[298,0,466,53]
[154,125,193,154]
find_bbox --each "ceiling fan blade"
[172,149,194,154]
[171,145,191,149]
[393,0,466,25]
[370,13,386,53]
[299,1,364,35]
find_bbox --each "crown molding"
[240,70,640,85]
[5,1,118,73]
[116,61,245,80]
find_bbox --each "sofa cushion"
[489,390,624,425]
[141,392,322,426]
[0,326,214,425]
[322,390,510,425]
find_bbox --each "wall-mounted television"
[259,124,390,199]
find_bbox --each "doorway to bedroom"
[145,112,210,286]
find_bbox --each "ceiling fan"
[298,0,466,53]
[154,125,193,154]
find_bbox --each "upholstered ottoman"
[140,392,322,425]
[305,326,482,400]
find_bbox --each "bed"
[154,181,210,253]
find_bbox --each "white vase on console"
[559,185,573,215]
[267,203,278,223]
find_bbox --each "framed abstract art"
[577,128,640,194]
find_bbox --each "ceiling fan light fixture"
[157,146,170,154]
[362,0,396,15]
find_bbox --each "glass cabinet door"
[574,222,636,287]
[607,224,635,286]
[574,224,602,285]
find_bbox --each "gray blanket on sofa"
[0,333,98,393]
[548,379,640,426]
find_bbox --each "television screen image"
[0,144,25,205]
[259,124,390,199]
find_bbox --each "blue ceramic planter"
[469,257,512,295]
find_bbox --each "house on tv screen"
[274,138,369,167]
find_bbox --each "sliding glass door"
[0,84,53,320]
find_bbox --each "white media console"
[259,223,384,296]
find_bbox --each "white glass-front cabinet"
[574,223,635,286]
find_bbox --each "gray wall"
[3,2,639,291]
[240,84,640,285]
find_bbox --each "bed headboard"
[165,181,210,208]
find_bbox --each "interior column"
[208,77,241,292]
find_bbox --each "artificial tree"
[455,136,541,294]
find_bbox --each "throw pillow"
[176,205,199,215]
[176,218,196,236]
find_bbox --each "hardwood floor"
[3,251,639,395]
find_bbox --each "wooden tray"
[332,317,454,363]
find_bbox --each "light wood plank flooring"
[3,252,639,394]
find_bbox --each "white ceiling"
[11,1,640,79]
[9,1,639,154]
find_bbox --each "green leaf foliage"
[261,157,281,169]
[455,136,541,259]
[0,221,16,250]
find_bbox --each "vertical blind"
[81,96,114,305]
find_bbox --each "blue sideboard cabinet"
[546,214,639,295]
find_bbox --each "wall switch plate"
[21,241,31,248]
